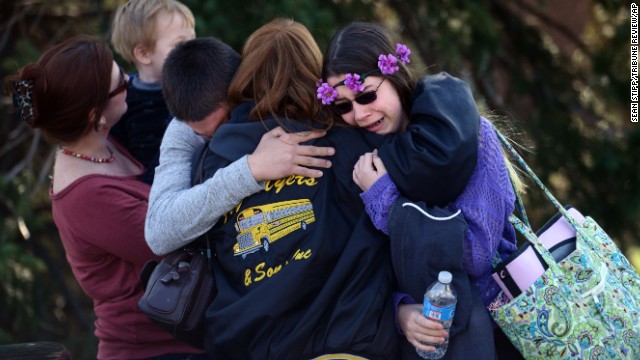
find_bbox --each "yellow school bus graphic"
[233,199,315,258]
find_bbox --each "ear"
[216,102,230,119]
[88,108,98,123]
[133,44,152,65]
[187,103,229,138]
[88,108,101,131]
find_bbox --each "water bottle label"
[423,301,456,322]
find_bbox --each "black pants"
[494,327,525,360]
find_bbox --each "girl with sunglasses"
[6,36,207,359]
[320,22,525,359]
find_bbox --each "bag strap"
[509,214,567,275]
[510,174,530,228]
[492,126,582,231]
[192,141,213,269]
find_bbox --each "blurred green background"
[1,0,638,358]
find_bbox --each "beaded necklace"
[59,146,115,164]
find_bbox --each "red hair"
[5,35,114,144]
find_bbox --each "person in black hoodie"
[196,18,480,360]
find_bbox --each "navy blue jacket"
[195,73,480,359]
[111,76,172,184]
[388,198,496,360]
[379,73,479,206]
[200,103,397,359]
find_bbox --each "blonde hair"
[228,18,329,128]
[110,0,195,64]
[484,113,527,195]
[505,153,527,195]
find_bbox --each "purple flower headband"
[317,43,411,106]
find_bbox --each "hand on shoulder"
[248,126,335,181]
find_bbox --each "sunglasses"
[108,67,128,98]
[331,77,385,116]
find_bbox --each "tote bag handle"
[508,214,567,277]
[492,125,584,232]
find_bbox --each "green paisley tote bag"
[490,127,640,359]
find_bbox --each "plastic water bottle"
[416,271,457,359]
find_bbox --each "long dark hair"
[322,22,417,116]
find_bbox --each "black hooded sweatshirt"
[196,72,479,359]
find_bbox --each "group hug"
[8,0,640,359]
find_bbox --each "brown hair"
[111,0,195,64]
[5,35,114,144]
[228,18,330,128]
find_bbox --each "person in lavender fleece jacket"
[321,22,525,359]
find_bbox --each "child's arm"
[353,150,398,235]
[145,120,241,255]
[145,120,333,255]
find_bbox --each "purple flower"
[378,54,399,75]
[317,82,338,105]
[344,73,365,93]
[396,43,411,64]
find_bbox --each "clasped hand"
[248,126,335,181]
[353,149,387,192]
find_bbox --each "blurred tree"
[0,0,636,358]
[179,0,374,52]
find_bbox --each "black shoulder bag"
[138,142,215,349]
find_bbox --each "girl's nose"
[353,102,371,125]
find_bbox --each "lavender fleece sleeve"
[359,173,400,235]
